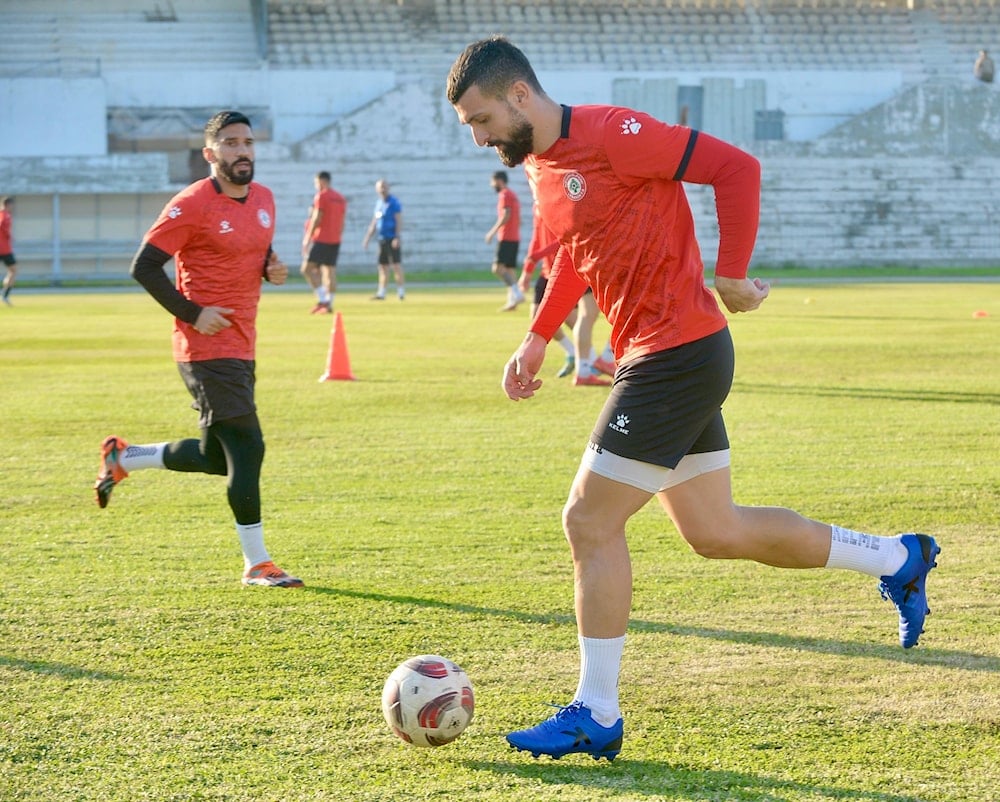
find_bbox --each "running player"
[93,110,303,589]
[485,170,524,311]
[301,170,347,314]
[0,196,16,305]
[447,36,939,761]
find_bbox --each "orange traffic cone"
[318,311,356,382]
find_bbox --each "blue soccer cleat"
[506,701,623,761]
[878,533,940,649]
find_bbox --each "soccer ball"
[381,655,475,747]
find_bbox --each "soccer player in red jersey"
[448,37,939,761]
[93,110,304,589]
[485,170,524,311]
[0,196,16,305]
[301,170,347,314]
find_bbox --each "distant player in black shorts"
[301,171,346,314]
[362,179,405,301]
[485,171,524,311]
[0,196,17,306]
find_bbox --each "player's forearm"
[529,252,587,340]
[681,133,760,280]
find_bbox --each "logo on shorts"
[257,209,272,228]
[563,172,587,202]
[609,413,630,435]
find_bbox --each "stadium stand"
[0,0,998,281]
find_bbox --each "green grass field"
[2,282,998,802]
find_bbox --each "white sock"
[557,336,574,356]
[601,342,614,361]
[577,357,594,376]
[318,287,331,304]
[119,443,166,472]
[397,286,405,299]
[328,292,336,308]
[236,522,270,571]
[574,635,625,727]
[826,526,908,578]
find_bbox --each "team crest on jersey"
[168,206,182,219]
[563,172,587,202]
[257,209,272,228]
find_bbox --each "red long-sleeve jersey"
[525,105,760,364]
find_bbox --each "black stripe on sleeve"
[672,129,699,181]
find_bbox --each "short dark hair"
[446,36,543,105]
[204,110,252,144]
[492,170,508,183]
[317,171,331,182]
[0,196,12,207]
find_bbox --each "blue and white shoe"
[878,533,940,649]
[506,701,623,761]
[556,356,575,378]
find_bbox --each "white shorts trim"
[581,444,731,494]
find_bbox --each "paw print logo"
[167,206,182,219]
[620,117,642,135]
[609,413,631,435]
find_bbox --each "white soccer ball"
[381,655,475,747]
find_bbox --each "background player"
[485,170,524,311]
[301,170,347,314]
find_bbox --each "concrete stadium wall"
[262,77,1000,271]
[2,69,998,279]
[0,78,108,157]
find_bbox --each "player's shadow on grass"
[307,586,1000,672]
[0,655,128,681]
[466,756,931,802]
[732,380,1000,405]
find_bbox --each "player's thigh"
[564,460,652,542]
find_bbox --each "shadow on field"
[732,380,1000,406]
[0,654,128,681]
[464,756,931,802]
[305,587,999,672]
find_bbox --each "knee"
[245,429,265,465]
[685,534,734,560]
[676,519,741,560]
[562,497,611,556]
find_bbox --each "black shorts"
[377,239,401,265]
[0,253,15,266]
[307,241,340,267]
[177,358,256,428]
[591,327,734,469]
[533,275,548,305]
[495,240,519,268]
